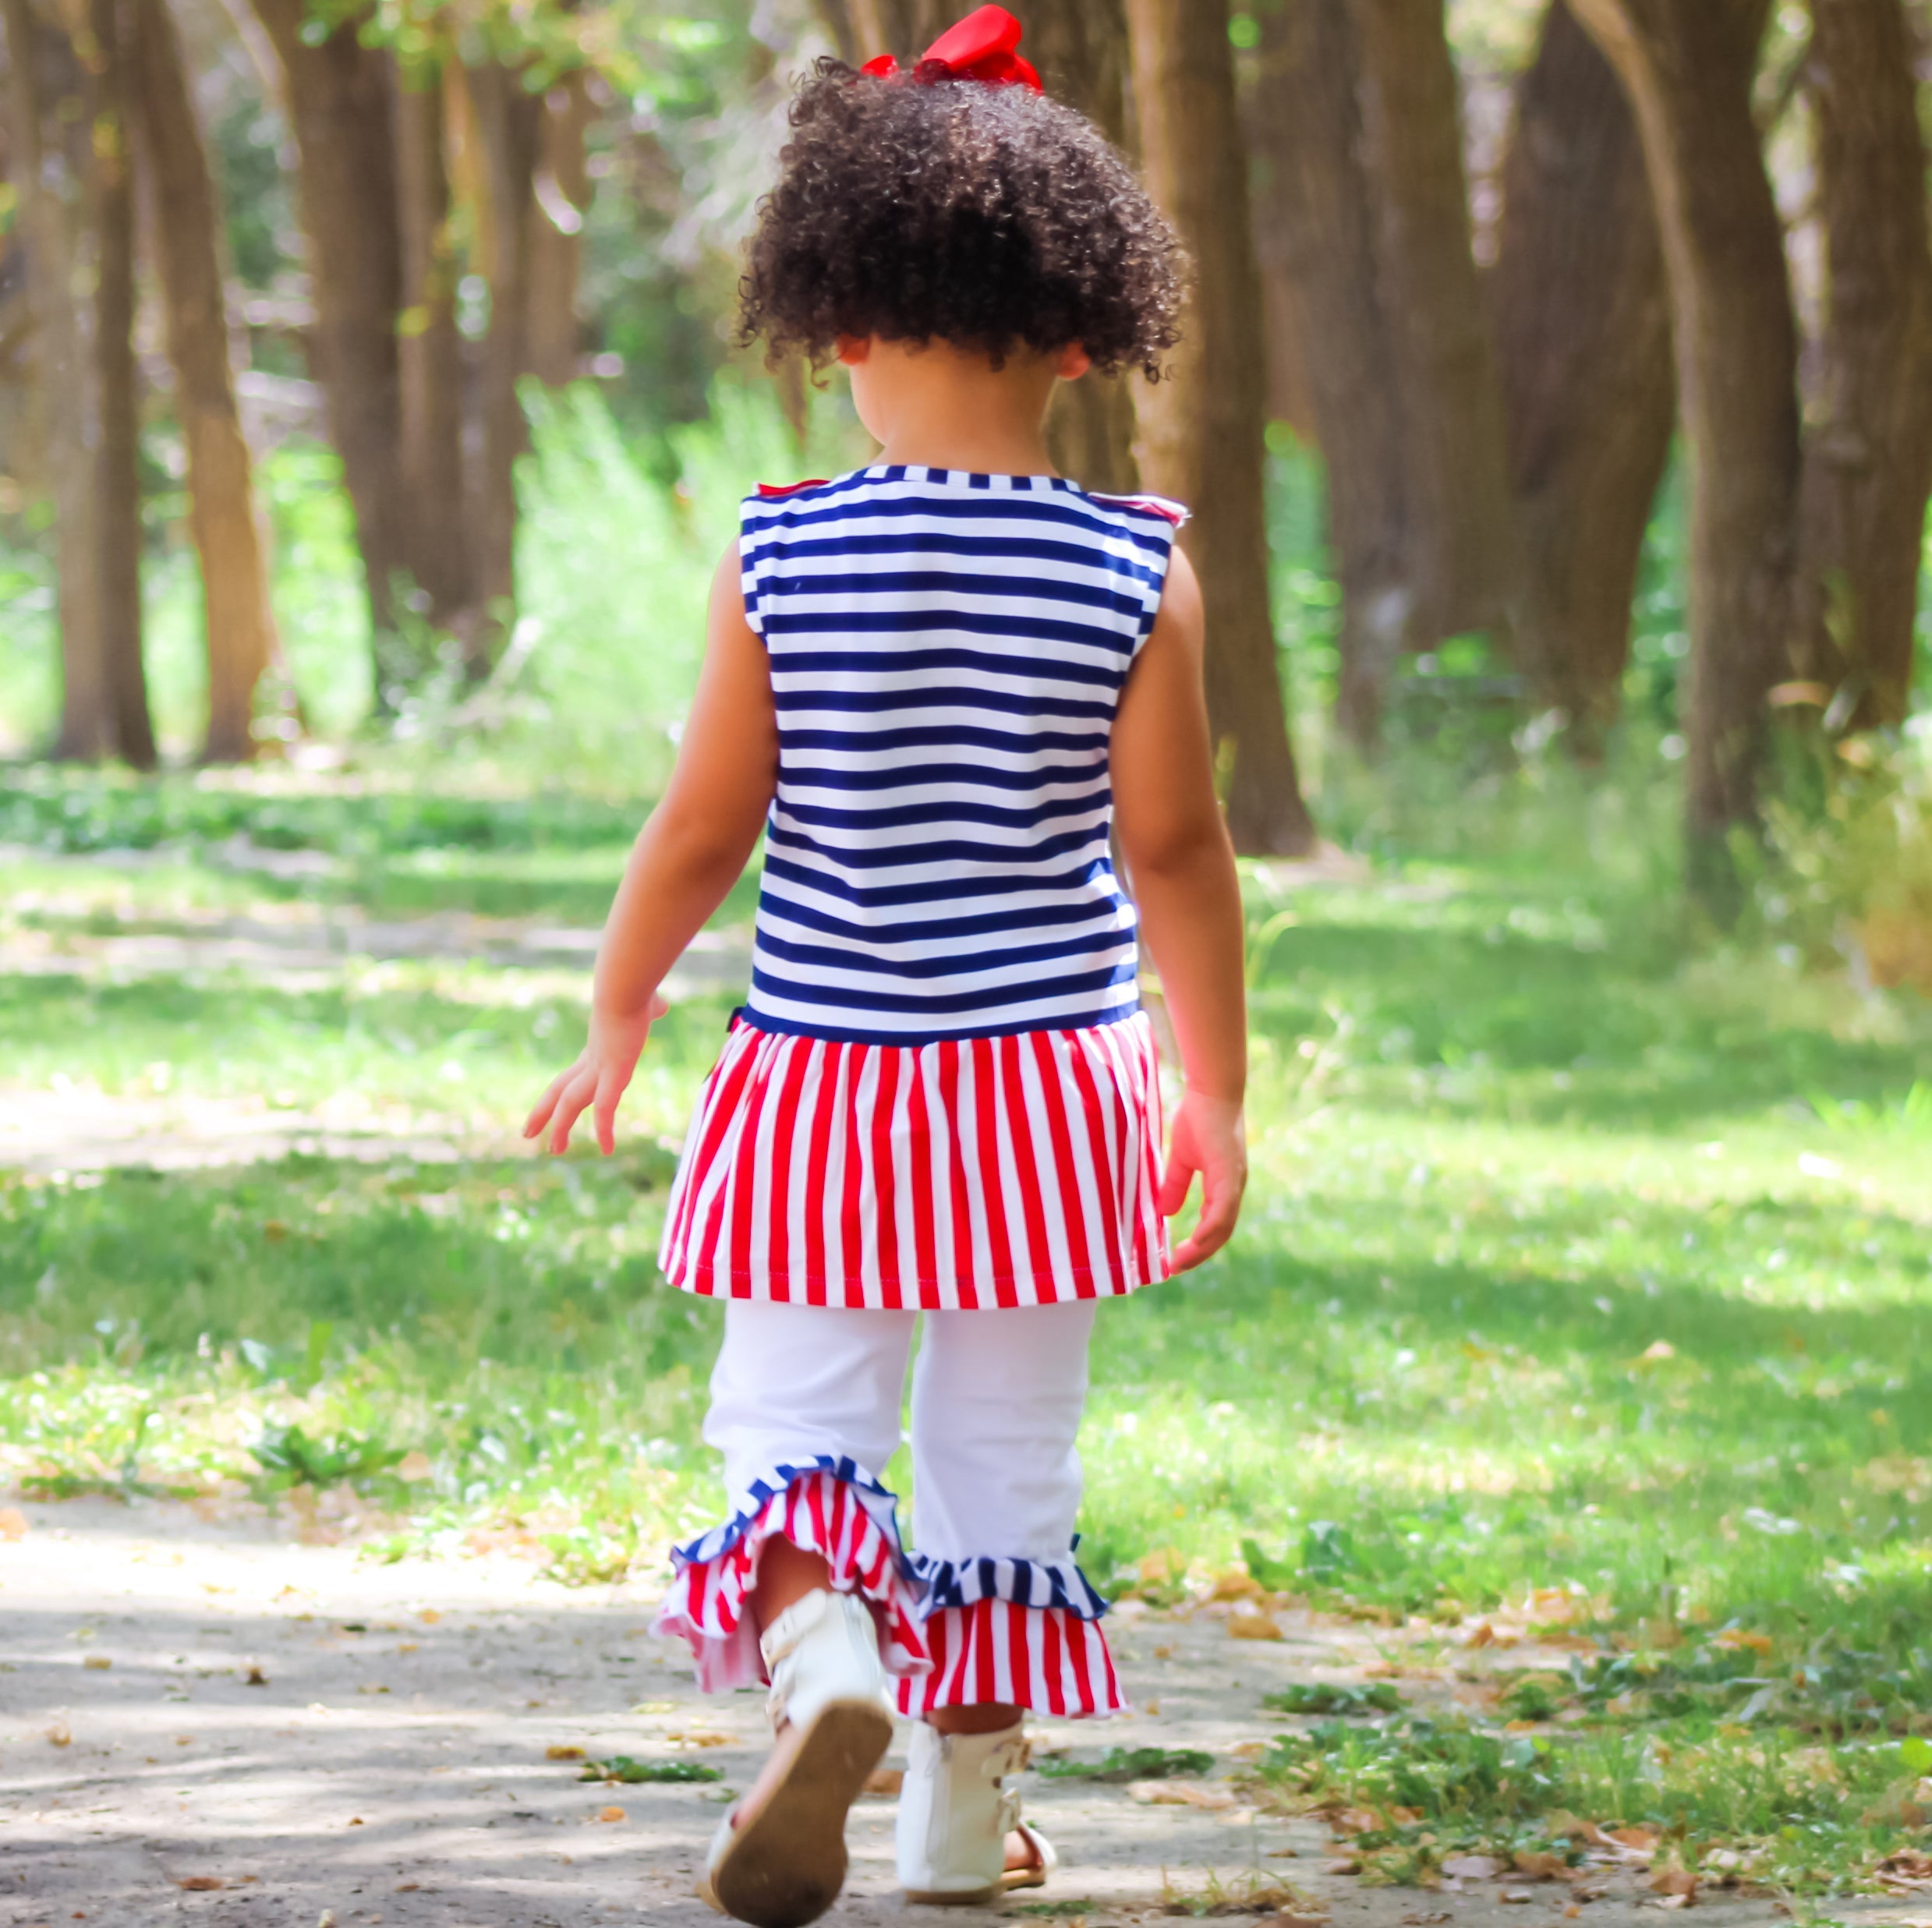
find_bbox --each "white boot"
[897,1719,1056,1905]
[699,1590,894,1928]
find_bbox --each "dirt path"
[0,1500,1840,1928]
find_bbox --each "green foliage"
[1264,1682,1404,1718]
[579,1755,724,1784]
[1035,1747,1216,1783]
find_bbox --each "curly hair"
[738,59,1186,381]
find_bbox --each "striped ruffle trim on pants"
[653,1460,1125,1718]
[658,1013,1169,1310]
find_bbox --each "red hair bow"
[859,5,1043,92]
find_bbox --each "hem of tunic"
[662,1261,1166,1309]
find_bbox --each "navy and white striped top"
[739,464,1184,1043]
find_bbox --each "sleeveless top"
[738,465,1184,1044]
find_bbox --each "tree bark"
[1572,0,1796,867]
[1794,0,1932,729]
[132,0,278,763]
[91,0,155,768]
[4,0,113,759]
[1491,0,1674,752]
[462,58,543,677]
[1347,0,1520,647]
[526,69,594,387]
[1249,0,1413,745]
[393,63,472,631]
[248,0,408,665]
[1126,0,1317,855]
[1028,0,1140,495]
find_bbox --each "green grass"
[1,763,1929,1887]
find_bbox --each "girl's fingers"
[547,1071,597,1155]
[1157,1137,1197,1217]
[523,1071,572,1140]
[593,1069,624,1156]
[1169,1155,1245,1272]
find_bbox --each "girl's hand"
[1159,1088,1247,1272]
[523,994,670,1156]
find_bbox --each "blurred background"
[2,2,1931,1899]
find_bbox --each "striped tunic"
[660,465,1184,1311]
[743,465,1181,1039]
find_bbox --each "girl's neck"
[846,338,1063,477]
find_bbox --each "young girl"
[525,9,1247,1923]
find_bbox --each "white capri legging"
[705,1299,1096,1567]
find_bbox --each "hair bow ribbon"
[859,5,1043,92]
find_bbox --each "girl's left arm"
[525,543,777,1155]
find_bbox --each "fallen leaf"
[1154,1645,1174,1660]
[1464,1622,1496,1649]
[0,1507,27,1541]
[175,1735,194,1747]
[1501,1889,1535,1905]
[596,1805,625,1823]
[1513,1852,1573,1882]
[396,1451,433,1482]
[416,1608,441,1625]
[348,1817,363,1827]
[1145,1699,1162,1715]
[1713,1629,1773,1656]
[1442,1856,1502,1881]
[1129,1781,1237,1809]
[547,1746,586,1761]
[865,1767,904,1795]
[1230,1613,1285,1643]
[1648,1869,1697,1899]
[1652,1896,1692,1912]
[177,1877,225,1891]
[1610,1827,1659,1855]
[667,1730,731,1748]
[83,1655,111,1672]
[1322,1859,1361,1877]
[244,1664,268,1686]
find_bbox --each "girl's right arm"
[524,542,778,1156]
[1110,545,1249,1270]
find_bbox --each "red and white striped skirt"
[658,1013,1170,1309]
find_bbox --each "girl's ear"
[836,336,873,366]
[1056,342,1093,381]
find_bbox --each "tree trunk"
[526,69,593,387]
[1572,0,1796,869]
[1346,0,1520,646]
[1028,0,1140,495]
[1490,0,1674,753]
[1126,0,1317,855]
[132,0,278,763]
[1794,0,1932,729]
[4,0,112,759]
[91,0,155,769]
[1249,0,1413,746]
[248,0,408,670]
[393,63,472,631]
[462,58,543,677]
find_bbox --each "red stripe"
[943,1042,980,1309]
[685,1031,763,1280]
[873,1047,902,1309]
[763,1039,811,1293]
[1031,1032,1094,1290]
[999,1035,1052,1307]
[972,1038,1014,1300]
[909,1049,939,1295]
[801,1042,842,1305]
[726,1035,780,1287]
[1067,1611,1095,1711]
[1063,1034,1123,1291]
[1041,1608,1066,1715]
[663,1038,738,1266]
[841,1045,868,1290]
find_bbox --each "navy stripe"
[752,925,1131,982]
[775,790,1109,835]
[765,820,1110,872]
[778,760,1106,796]
[757,892,1123,947]
[748,958,1139,1017]
[742,469,1179,1042]
[760,851,1116,911]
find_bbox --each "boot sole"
[707,1698,893,1928]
